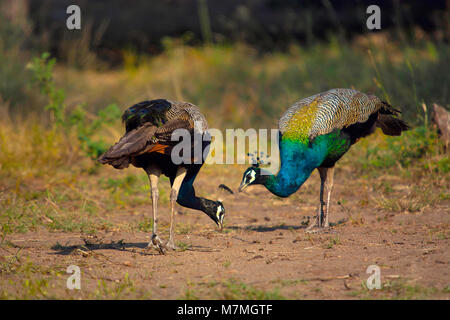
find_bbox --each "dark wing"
[98,123,158,168]
[98,99,206,169]
[98,116,195,169]
[122,99,172,132]
[153,115,195,144]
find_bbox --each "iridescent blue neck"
[263,138,327,198]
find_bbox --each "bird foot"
[305,225,333,234]
[306,227,323,234]
[165,239,179,251]
[148,234,167,254]
[305,217,319,232]
[305,214,331,233]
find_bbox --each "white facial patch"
[216,205,224,220]
[246,170,256,184]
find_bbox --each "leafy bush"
[27,53,121,158]
[28,53,67,125]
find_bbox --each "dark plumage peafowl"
[98,99,225,253]
[238,88,409,232]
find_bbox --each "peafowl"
[98,99,225,253]
[238,88,409,232]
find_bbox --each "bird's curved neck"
[176,172,215,214]
[262,138,327,197]
[179,193,214,213]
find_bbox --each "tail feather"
[376,113,410,136]
[100,157,131,169]
[379,101,401,115]
[98,123,157,168]
[375,101,410,136]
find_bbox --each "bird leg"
[323,167,334,228]
[306,170,324,231]
[306,167,334,232]
[146,167,166,254]
[166,167,187,250]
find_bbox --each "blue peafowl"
[98,99,225,253]
[238,88,409,232]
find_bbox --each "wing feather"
[98,123,157,162]
[98,99,208,169]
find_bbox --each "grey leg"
[166,167,187,250]
[306,167,328,232]
[146,167,166,254]
[323,167,334,228]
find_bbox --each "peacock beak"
[238,181,248,192]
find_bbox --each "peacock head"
[206,201,225,231]
[239,152,271,192]
[239,166,265,192]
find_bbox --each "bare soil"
[1,165,449,299]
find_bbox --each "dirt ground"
[1,163,449,300]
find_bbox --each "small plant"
[94,273,138,299]
[175,241,191,251]
[28,53,67,125]
[22,278,49,298]
[183,287,200,300]
[325,237,341,249]
[27,52,121,158]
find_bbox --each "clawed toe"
[305,226,333,234]
[165,240,179,251]
[148,234,167,254]
[306,227,323,234]
[306,219,319,232]
[305,218,330,233]
[146,234,179,253]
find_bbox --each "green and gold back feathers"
[279,88,408,142]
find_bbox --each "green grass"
[0,189,113,235]
[93,273,149,299]
[180,278,286,300]
[271,278,309,286]
[346,125,447,176]
[349,279,447,300]
[0,257,67,299]
[217,279,285,300]
[175,241,191,251]
[0,257,152,299]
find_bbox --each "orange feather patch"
[147,143,170,155]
